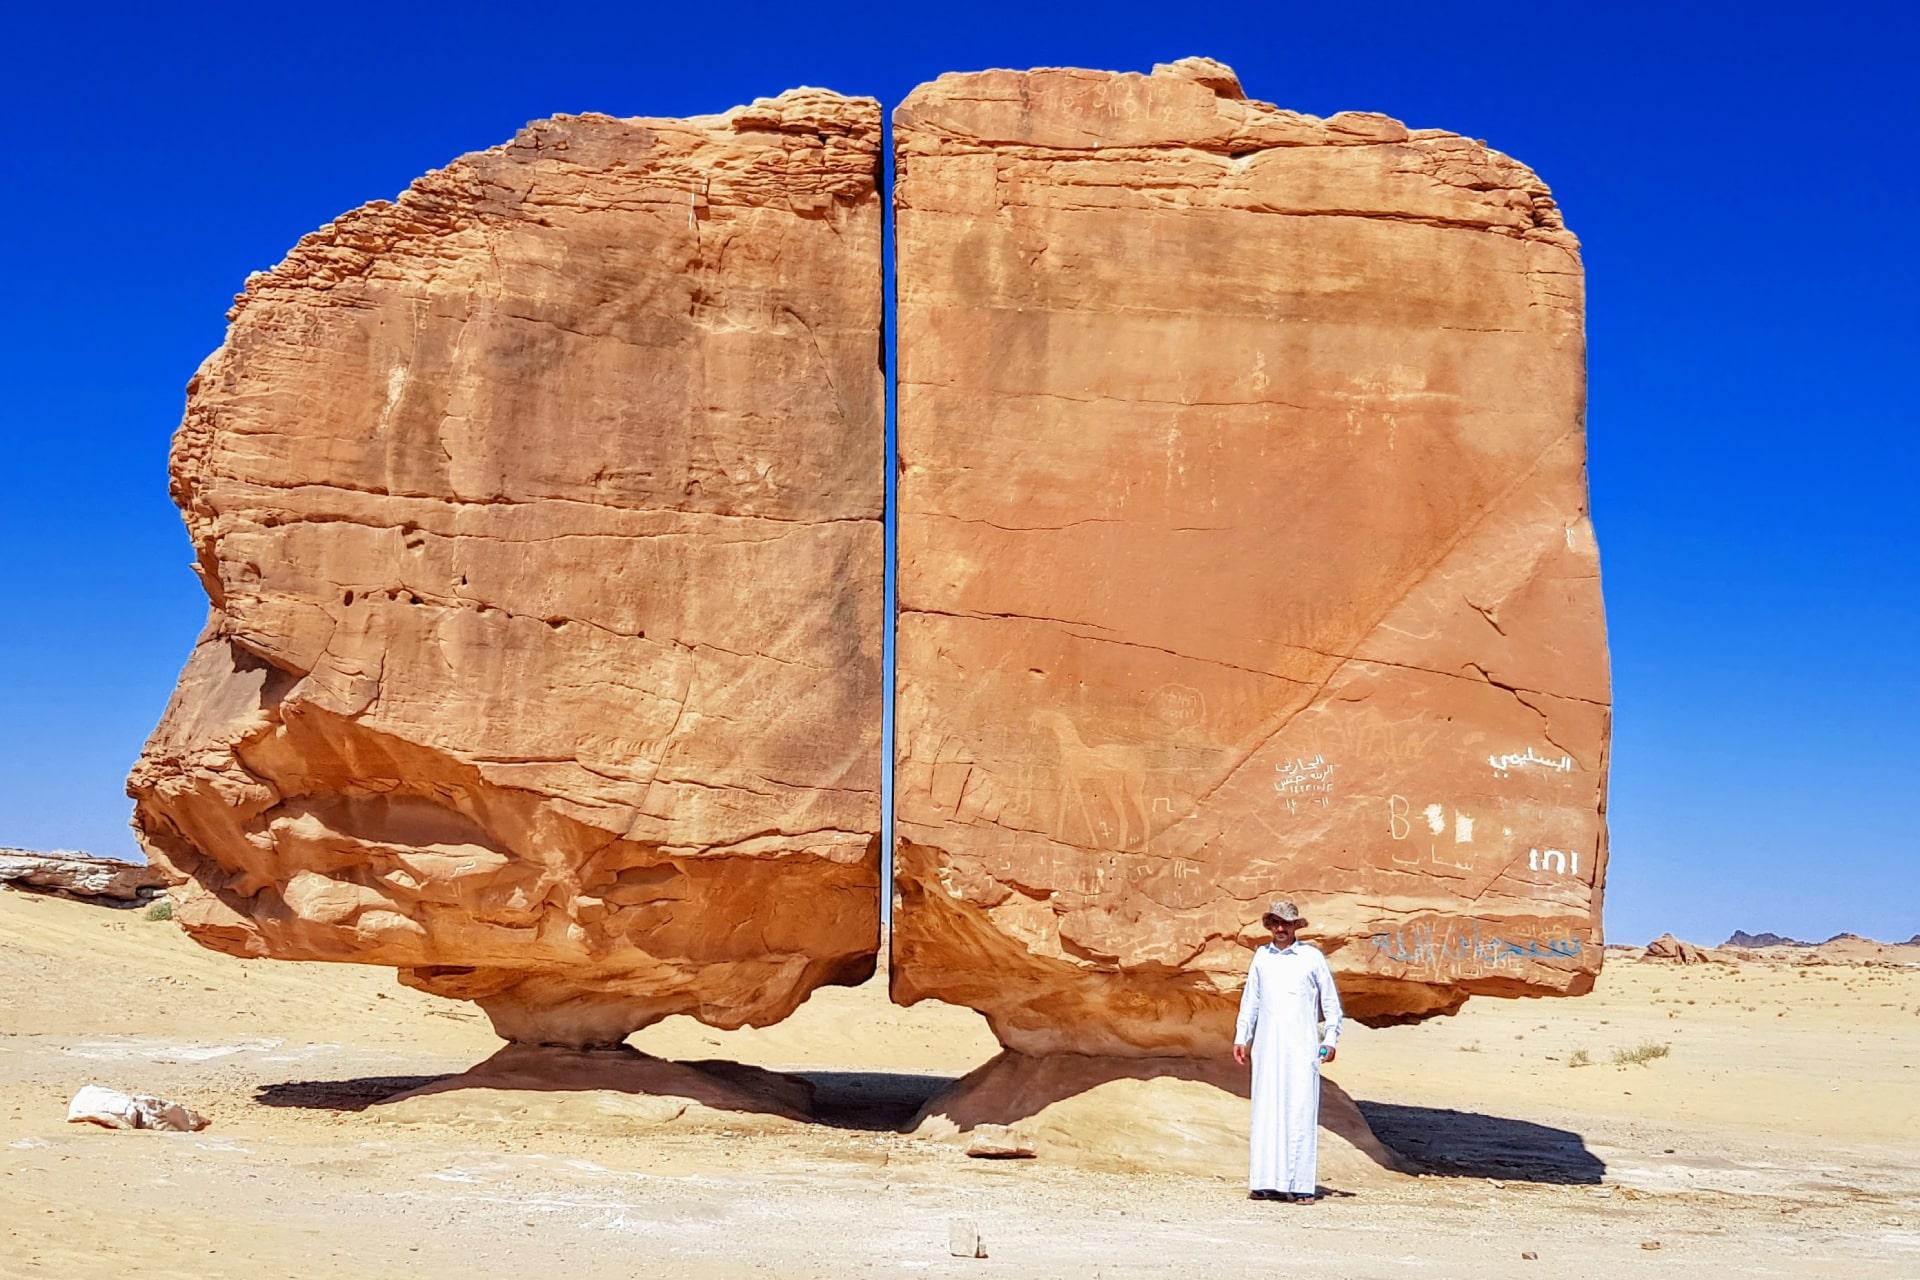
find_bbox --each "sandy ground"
[3,891,1916,1278]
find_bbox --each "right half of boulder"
[891,59,1610,1055]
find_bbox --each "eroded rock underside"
[129,90,886,1048]
[892,60,1610,1055]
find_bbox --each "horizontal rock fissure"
[206,472,883,527]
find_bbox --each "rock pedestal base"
[375,1043,814,1131]
[912,1051,1411,1184]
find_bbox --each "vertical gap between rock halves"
[879,106,899,950]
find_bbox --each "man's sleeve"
[1315,951,1344,1049]
[1233,954,1261,1046]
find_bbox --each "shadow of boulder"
[255,1044,814,1132]
[786,1069,957,1130]
[252,1053,967,1134]
[1357,1100,1605,1184]
[256,1075,445,1112]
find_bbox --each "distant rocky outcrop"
[1723,931,1809,948]
[1715,929,1918,965]
[1808,933,1920,964]
[1642,933,1717,965]
[0,849,167,905]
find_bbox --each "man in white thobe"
[1232,897,1343,1202]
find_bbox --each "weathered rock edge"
[129,89,886,1048]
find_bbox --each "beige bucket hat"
[1262,898,1307,926]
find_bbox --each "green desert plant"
[1612,1041,1671,1067]
[143,899,173,922]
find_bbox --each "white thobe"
[1233,941,1344,1194]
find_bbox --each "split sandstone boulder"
[892,60,1610,1057]
[128,90,887,1048]
[128,61,1610,1077]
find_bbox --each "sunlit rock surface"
[129,90,886,1048]
[892,59,1609,1055]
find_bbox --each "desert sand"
[3,890,1916,1278]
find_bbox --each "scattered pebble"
[948,1218,986,1259]
[966,1124,1036,1159]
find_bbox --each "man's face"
[1267,916,1297,947]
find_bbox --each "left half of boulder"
[128,90,886,1049]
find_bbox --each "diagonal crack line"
[1290,648,1608,708]
[1465,664,1580,761]
[896,811,1132,861]
[1182,424,1583,814]
[631,671,698,830]
[1466,598,1507,635]
[904,605,1116,633]
[921,512,1121,533]
[1457,661,1608,710]
[905,606,1309,684]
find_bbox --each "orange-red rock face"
[129,91,885,1048]
[892,61,1609,1055]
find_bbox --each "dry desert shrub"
[1613,1041,1672,1067]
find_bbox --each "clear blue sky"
[3,3,1913,946]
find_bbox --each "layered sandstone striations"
[893,59,1609,1056]
[130,90,886,1048]
[0,850,167,904]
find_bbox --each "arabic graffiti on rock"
[1488,746,1575,777]
[1368,917,1586,975]
[1273,754,1336,814]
